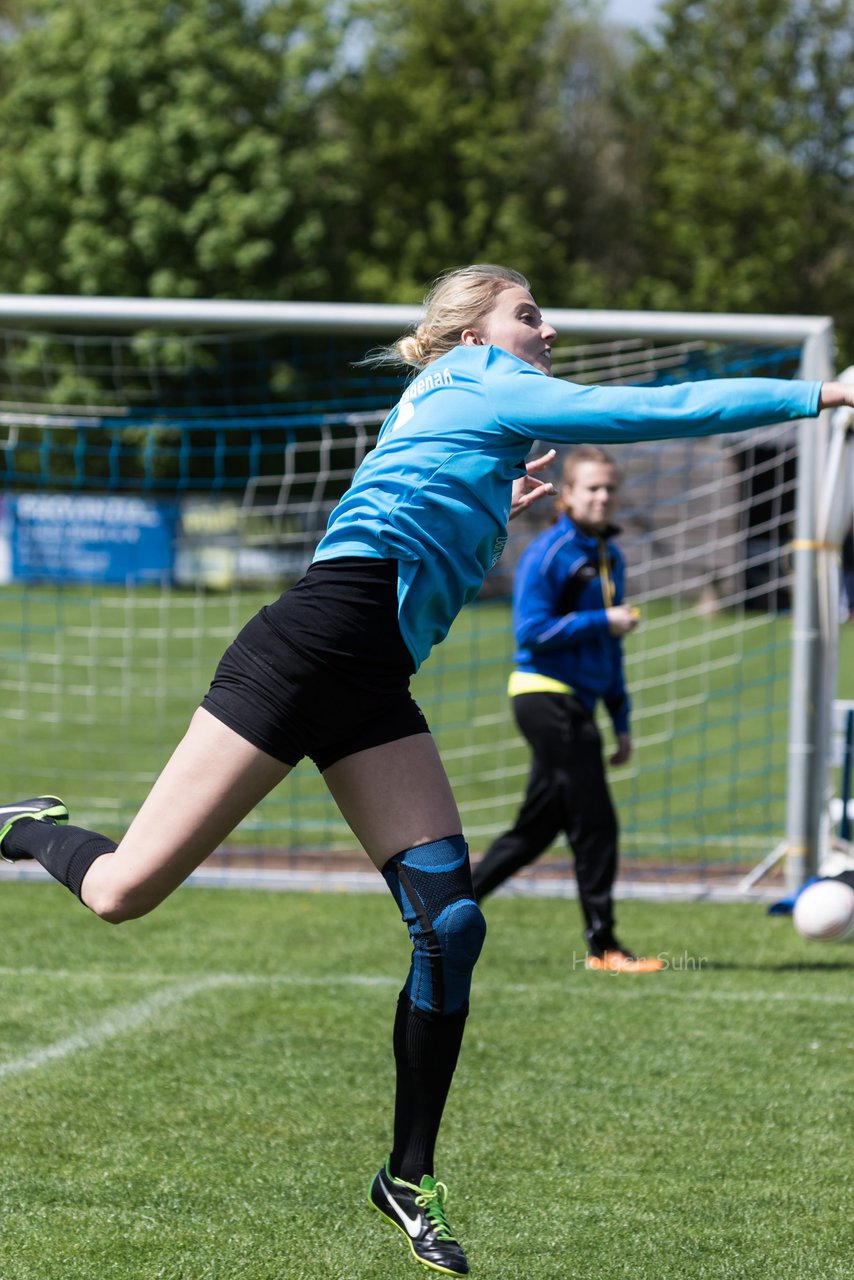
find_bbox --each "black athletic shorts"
[201,558,430,771]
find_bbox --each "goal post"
[0,292,840,894]
[785,327,836,890]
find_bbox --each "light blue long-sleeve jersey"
[313,344,820,669]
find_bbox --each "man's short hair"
[561,445,619,487]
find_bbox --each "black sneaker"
[585,930,664,973]
[369,1162,469,1276]
[585,929,632,959]
[0,797,68,863]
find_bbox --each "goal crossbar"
[0,293,834,346]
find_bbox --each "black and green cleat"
[0,797,69,862]
[369,1162,469,1276]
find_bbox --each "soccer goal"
[0,293,841,897]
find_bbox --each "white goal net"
[0,296,839,895]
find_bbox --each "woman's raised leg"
[1,708,291,922]
[81,708,291,920]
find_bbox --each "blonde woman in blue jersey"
[3,264,853,1278]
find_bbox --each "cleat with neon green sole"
[0,797,69,863]
[369,1162,469,1276]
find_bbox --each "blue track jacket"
[314,344,820,669]
[512,516,630,733]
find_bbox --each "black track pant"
[472,691,618,938]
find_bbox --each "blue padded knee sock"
[382,834,486,1016]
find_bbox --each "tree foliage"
[0,0,351,298]
[0,0,852,356]
[0,0,632,305]
[621,0,854,344]
[333,0,631,303]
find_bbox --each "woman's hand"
[509,450,557,520]
[819,381,854,410]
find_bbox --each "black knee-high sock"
[389,992,468,1183]
[4,819,116,900]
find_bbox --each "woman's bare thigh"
[81,707,291,918]
[322,734,461,870]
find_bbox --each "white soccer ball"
[793,879,854,943]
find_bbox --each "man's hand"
[609,733,632,766]
[509,450,557,520]
[606,604,640,636]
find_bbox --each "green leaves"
[0,0,350,299]
[621,0,854,340]
[0,0,852,356]
[333,0,624,301]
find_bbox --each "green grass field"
[3,584,853,873]
[1,883,852,1280]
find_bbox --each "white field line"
[0,971,411,1082]
[0,974,228,1081]
[1,967,852,1007]
[0,964,852,1084]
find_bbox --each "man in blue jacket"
[473,444,663,972]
